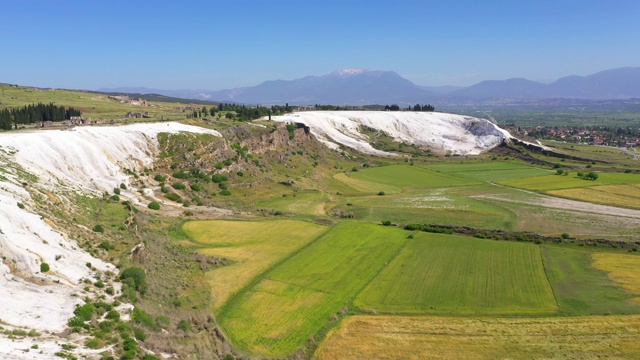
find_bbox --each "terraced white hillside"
[270,111,512,155]
[0,122,220,358]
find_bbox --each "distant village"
[507,125,640,148]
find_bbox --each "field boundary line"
[538,246,560,312]
[216,221,335,317]
[351,235,410,312]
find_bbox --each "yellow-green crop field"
[499,172,640,191]
[541,246,640,315]
[218,222,406,356]
[182,220,328,308]
[314,314,640,360]
[355,233,557,314]
[593,252,640,302]
[255,191,329,215]
[547,184,640,209]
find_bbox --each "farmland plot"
[356,233,557,314]
[541,246,640,315]
[182,219,328,308]
[593,252,640,302]
[500,172,640,191]
[337,165,478,194]
[547,184,640,209]
[314,314,640,360]
[218,222,406,356]
[425,161,552,181]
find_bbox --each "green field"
[342,187,517,229]
[425,161,552,181]
[342,165,479,191]
[355,233,557,314]
[182,219,329,308]
[255,191,329,215]
[541,246,640,315]
[499,172,640,191]
[218,221,406,356]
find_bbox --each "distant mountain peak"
[328,68,369,77]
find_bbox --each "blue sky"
[1,0,638,90]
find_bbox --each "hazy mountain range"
[98,67,640,105]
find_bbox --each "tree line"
[384,104,435,112]
[0,103,82,130]
[186,103,294,121]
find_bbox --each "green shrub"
[236,171,244,177]
[106,310,120,321]
[113,188,121,195]
[177,320,191,332]
[172,182,186,190]
[68,316,84,327]
[17,202,25,209]
[99,241,115,250]
[133,327,146,341]
[74,303,95,322]
[165,193,182,202]
[85,338,100,349]
[120,349,137,360]
[172,171,189,179]
[160,186,169,193]
[154,174,166,182]
[197,173,212,182]
[120,267,147,294]
[132,308,156,329]
[220,190,231,196]
[377,191,385,196]
[40,263,50,273]
[147,201,160,210]
[190,184,201,191]
[93,224,105,233]
[212,174,228,183]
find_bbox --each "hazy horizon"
[1,0,639,90]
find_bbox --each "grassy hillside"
[0,83,194,120]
